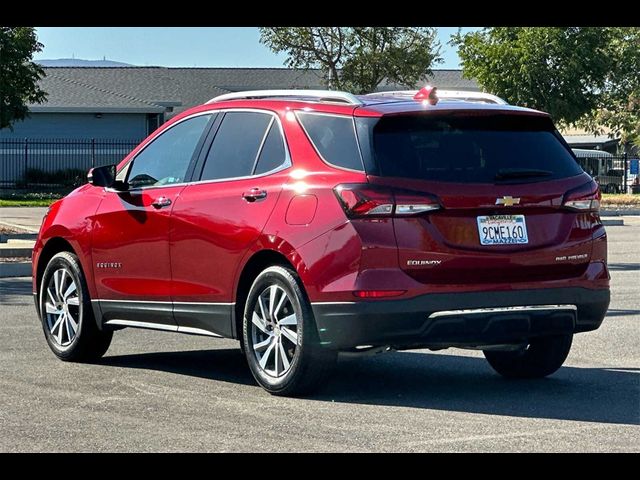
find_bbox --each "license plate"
[477,215,528,245]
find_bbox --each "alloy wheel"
[44,267,81,348]
[250,285,299,377]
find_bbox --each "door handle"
[151,196,172,209]
[242,188,267,203]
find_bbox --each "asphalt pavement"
[0,218,638,452]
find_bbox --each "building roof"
[562,133,619,149]
[32,69,168,113]
[31,67,479,117]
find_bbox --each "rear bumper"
[311,287,610,350]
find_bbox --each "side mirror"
[88,165,128,191]
[88,165,115,187]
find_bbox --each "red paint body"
[32,96,609,345]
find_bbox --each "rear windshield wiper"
[494,168,553,180]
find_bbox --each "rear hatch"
[357,111,599,284]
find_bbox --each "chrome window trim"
[111,107,293,192]
[428,304,578,319]
[196,108,292,183]
[295,110,366,174]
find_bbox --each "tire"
[39,251,112,362]
[483,334,573,379]
[242,265,336,396]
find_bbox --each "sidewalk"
[0,207,48,233]
[0,206,635,234]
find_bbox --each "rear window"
[362,114,582,183]
[296,112,364,171]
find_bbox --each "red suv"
[33,88,610,396]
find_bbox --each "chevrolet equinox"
[33,87,610,395]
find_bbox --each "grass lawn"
[0,198,58,207]
[1,193,638,209]
[0,192,63,208]
[601,194,640,207]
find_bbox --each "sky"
[33,27,481,69]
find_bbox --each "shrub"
[22,168,86,187]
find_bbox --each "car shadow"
[0,276,33,306]
[99,348,256,386]
[100,348,640,426]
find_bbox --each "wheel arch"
[36,237,77,299]
[233,249,299,339]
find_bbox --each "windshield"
[359,113,583,183]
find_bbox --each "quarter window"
[254,123,287,175]
[127,114,211,188]
[296,112,364,171]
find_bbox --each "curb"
[0,247,33,258]
[0,233,37,243]
[0,262,31,278]
[600,209,640,216]
[601,218,624,226]
[0,220,39,234]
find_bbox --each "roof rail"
[206,89,362,106]
[367,89,508,105]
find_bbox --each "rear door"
[170,110,289,336]
[359,112,598,285]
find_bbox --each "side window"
[254,122,287,175]
[127,114,211,188]
[296,112,363,171]
[200,112,273,181]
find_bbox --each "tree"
[0,27,47,130]
[585,28,640,148]
[452,27,640,148]
[259,27,442,94]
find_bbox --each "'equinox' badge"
[407,260,441,266]
[96,262,122,269]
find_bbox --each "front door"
[170,110,289,336]
[92,113,214,327]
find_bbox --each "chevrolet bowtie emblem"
[495,196,521,206]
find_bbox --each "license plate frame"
[477,215,529,246]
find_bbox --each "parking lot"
[0,218,638,452]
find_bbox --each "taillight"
[394,191,441,215]
[334,185,394,217]
[563,180,601,212]
[334,184,440,218]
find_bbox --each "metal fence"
[575,154,632,194]
[0,138,141,190]
[1,138,637,194]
